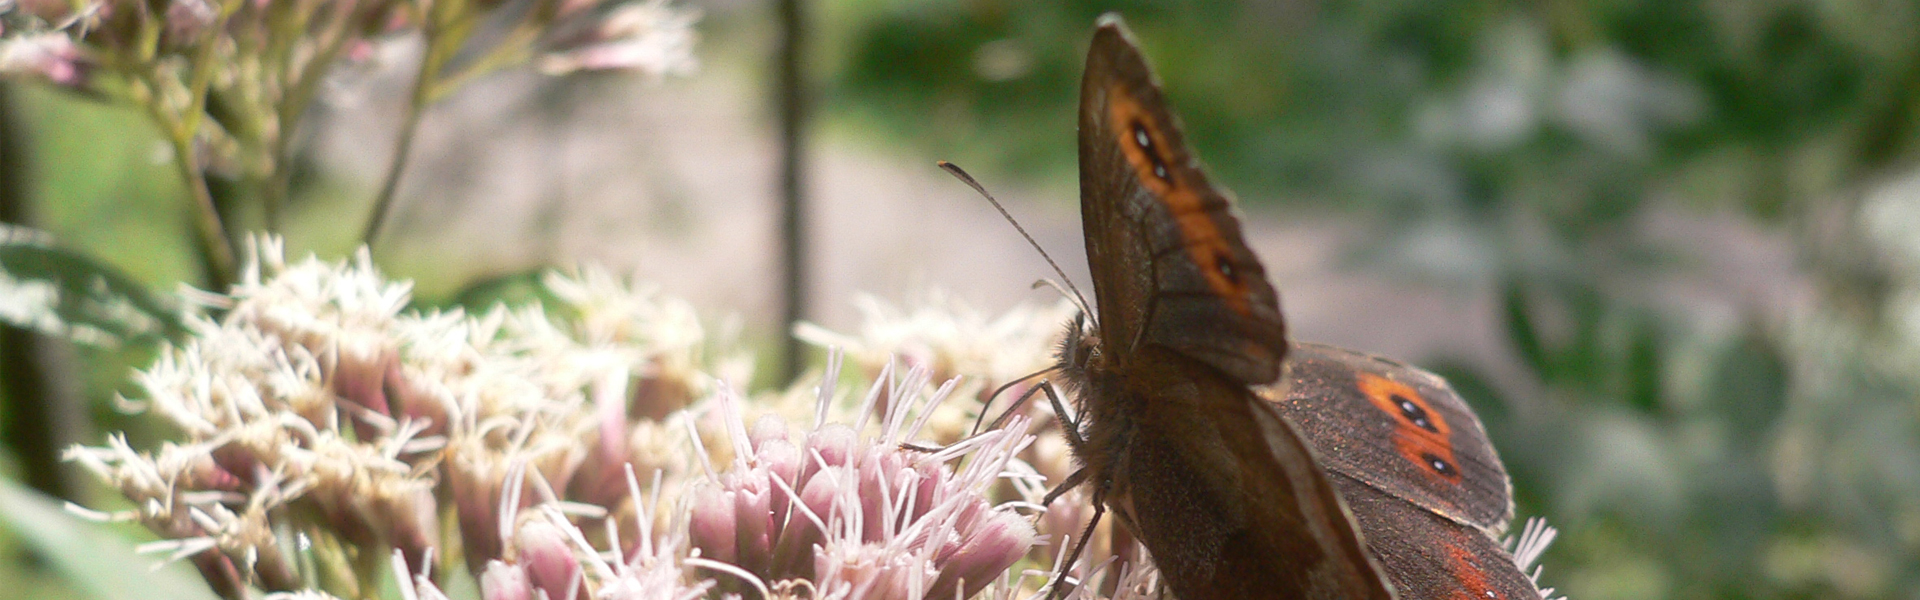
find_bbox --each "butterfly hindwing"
[1332,473,1544,600]
[1267,342,1514,531]
[1093,346,1394,599]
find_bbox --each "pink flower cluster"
[686,373,1036,599]
[66,238,1058,600]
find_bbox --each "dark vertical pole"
[776,0,809,385]
[0,83,85,502]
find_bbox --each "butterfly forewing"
[1077,18,1287,385]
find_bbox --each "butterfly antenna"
[1030,278,1092,322]
[937,161,1096,323]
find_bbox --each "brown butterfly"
[1042,14,1549,600]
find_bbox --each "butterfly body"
[1047,14,1549,600]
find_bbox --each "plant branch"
[264,16,356,232]
[362,7,480,248]
[140,65,238,288]
[359,75,429,247]
[181,0,246,137]
[171,129,240,289]
[424,24,543,99]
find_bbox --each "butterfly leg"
[971,370,1056,436]
[1041,376,1110,600]
[898,441,941,453]
[913,379,1069,453]
[1047,488,1108,600]
[1040,381,1089,452]
[1043,467,1091,507]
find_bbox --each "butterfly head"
[1054,312,1101,390]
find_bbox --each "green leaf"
[0,226,184,346]
[1709,325,1789,440]
[0,478,220,600]
[443,267,555,313]
[1623,314,1666,414]
[1501,277,1552,378]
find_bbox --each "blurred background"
[5,0,1920,598]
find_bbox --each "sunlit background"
[5,1,1920,599]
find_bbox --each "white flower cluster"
[68,237,1072,600]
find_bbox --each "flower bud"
[568,386,633,508]
[0,34,95,91]
[687,484,737,564]
[480,560,534,600]
[748,414,788,451]
[388,486,440,578]
[538,0,699,77]
[801,424,857,481]
[449,457,507,573]
[731,475,773,574]
[930,509,1035,599]
[163,0,218,48]
[514,520,580,600]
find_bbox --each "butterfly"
[1041,14,1550,600]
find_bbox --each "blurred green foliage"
[826,1,1920,599]
[0,478,218,600]
[4,1,1920,599]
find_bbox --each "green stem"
[359,81,429,247]
[141,0,248,287]
[264,22,355,233]
[139,66,237,289]
[180,0,245,137]
[424,24,543,99]
[172,130,239,289]
[361,5,480,247]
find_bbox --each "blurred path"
[309,41,1809,393]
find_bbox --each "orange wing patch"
[1356,373,1462,483]
[1105,85,1249,315]
[1445,537,1500,600]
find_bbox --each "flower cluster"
[0,0,698,95]
[797,293,1131,577]
[0,0,698,279]
[66,237,1049,600]
[685,375,1035,599]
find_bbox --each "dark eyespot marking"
[1422,452,1457,478]
[1393,393,1438,433]
[1215,253,1237,284]
[1129,121,1172,183]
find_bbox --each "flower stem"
[181,0,246,139]
[264,20,355,233]
[138,61,236,288]
[144,0,246,288]
[360,58,432,248]
[424,24,541,98]
[362,10,475,248]
[171,131,238,290]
